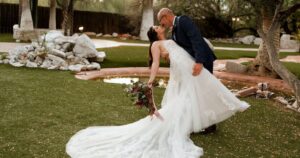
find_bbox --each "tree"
[49,0,57,30]
[30,0,38,28]
[245,0,281,77]
[155,0,257,38]
[139,0,154,41]
[20,0,34,30]
[57,0,74,35]
[253,0,300,107]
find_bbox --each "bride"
[66,26,250,158]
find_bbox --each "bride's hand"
[147,80,153,88]
[153,109,164,121]
[192,63,203,76]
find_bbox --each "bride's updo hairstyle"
[147,27,159,67]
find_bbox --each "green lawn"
[242,61,300,79]
[98,46,299,68]
[0,64,299,157]
[94,37,260,48]
[211,41,259,48]
[282,62,300,79]
[0,33,15,42]
[99,46,169,68]
[93,37,150,44]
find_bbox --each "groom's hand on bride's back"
[192,63,203,76]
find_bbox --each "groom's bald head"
[157,8,175,28]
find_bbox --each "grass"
[93,37,150,44]
[98,46,299,68]
[0,64,299,157]
[242,61,300,79]
[94,37,260,48]
[0,34,15,42]
[98,46,169,68]
[211,41,259,48]
[282,62,300,79]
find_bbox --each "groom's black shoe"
[199,124,217,135]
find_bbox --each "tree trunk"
[49,0,57,30]
[67,0,74,35]
[62,9,68,35]
[259,25,300,109]
[251,7,280,77]
[257,1,300,110]
[20,0,34,30]
[139,0,154,41]
[30,0,38,28]
[61,0,74,36]
[19,0,22,25]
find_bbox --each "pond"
[102,77,169,88]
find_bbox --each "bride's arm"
[148,42,161,87]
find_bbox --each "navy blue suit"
[172,16,217,73]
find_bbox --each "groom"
[157,8,217,134]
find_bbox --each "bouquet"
[124,81,163,120]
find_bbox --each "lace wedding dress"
[66,40,250,158]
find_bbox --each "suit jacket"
[172,16,217,65]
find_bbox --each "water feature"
[103,77,168,88]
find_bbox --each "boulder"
[240,35,255,45]
[8,46,28,64]
[47,54,66,67]
[26,61,38,68]
[120,33,131,39]
[84,32,97,37]
[236,87,257,97]
[73,34,97,58]
[112,32,118,38]
[27,51,36,62]
[96,33,103,37]
[225,61,247,73]
[55,44,62,50]
[292,101,299,109]
[9,62,24,67]
[103,34,113,38]
[254,38,262,45]
[45,30,64,43]
[280,34,300,50]
[54,36,76,45]
[95,51,106,62]
[40,58,52,69]
[3,59,9,64]
[49,49,66,58]
[72,33,79,38]
[34,56,44,66]
[68,64,85,72]
[87,62,100,70]
[62,43,73,52]
[274,96,289,105]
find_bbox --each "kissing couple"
[66,8,250,158]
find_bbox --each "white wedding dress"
[66,40,250,158]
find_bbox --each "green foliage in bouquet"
[124,81,156,115]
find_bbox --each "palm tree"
[139,0,154,41]
[49,0,57,30]
[20,0,34,30]
[56,0,74,35]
